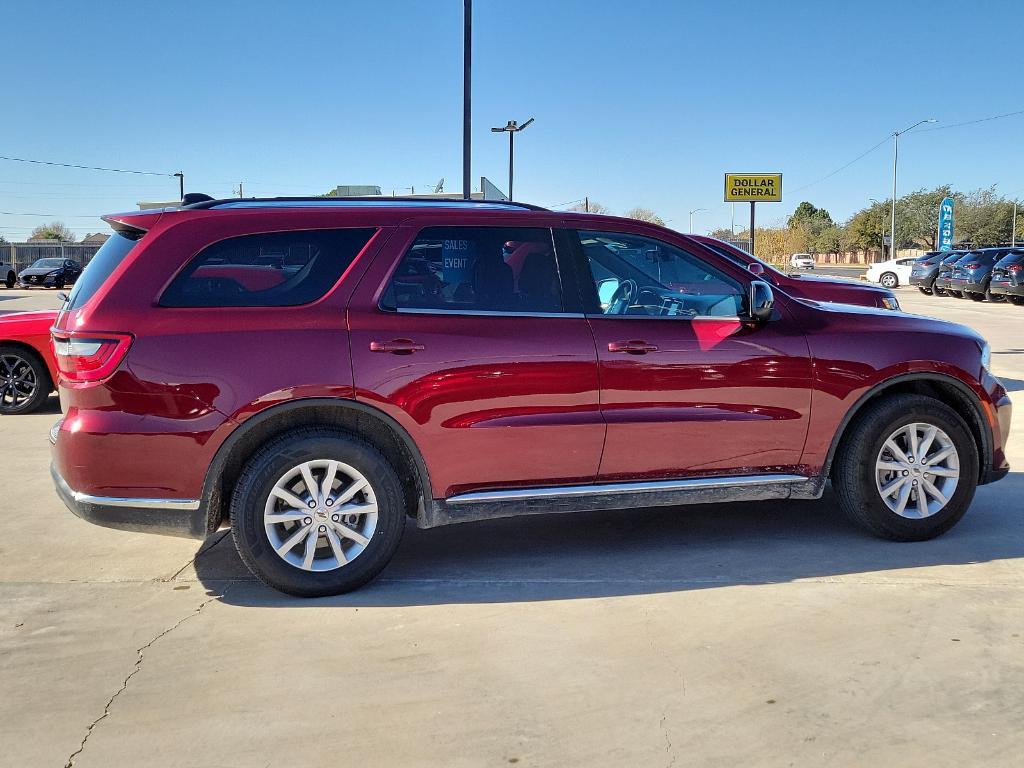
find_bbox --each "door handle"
[607,340,658,354]
[369,339,425,355]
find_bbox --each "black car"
[1,258,15,289]
[909,250,964,295]
[17,258,82,289]
[989,251,1024,305]
[934,251,972,297]
[947,247,1019,302]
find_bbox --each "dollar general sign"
[724,173,783,202]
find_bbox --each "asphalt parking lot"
[2,285,1022,768]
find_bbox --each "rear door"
[348,218,603,499]
[563,224,812,481]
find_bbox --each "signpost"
[937,196,955,251]
[724,173,782,255]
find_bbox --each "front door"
[348,221,604,499]
[566,227,813,481]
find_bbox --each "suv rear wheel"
[230,428,406,597]
[832,394,978,541]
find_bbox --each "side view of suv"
[50,198,1012,596]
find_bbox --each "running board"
[419,474,823,528]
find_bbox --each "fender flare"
[199,397,432,534]
[822,371,992,481]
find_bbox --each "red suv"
[50,198,1012,596]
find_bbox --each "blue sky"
[2,0,1022,240]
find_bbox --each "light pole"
[688,208,706,233]
[173,172,184,201]
[490,118,534,200]
[462,0,472,200]
[890,118,937,258]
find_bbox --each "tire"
[54,276,65,290]
[948,290,962,299]
[917,287,933,296]
[934,286,947,296]
[230,427,406,597]
[969,292,985,302]
[880,272,898,288]
[3,271,13,289]
[0,345,51,415]
[1010,296,1024,306]
[832,394,978,541]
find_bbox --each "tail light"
[962,263,980,269]
[50,331,133,383]
[1008,264,1023,272]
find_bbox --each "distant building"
[81,232,110,245]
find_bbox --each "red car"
[691,235,901,310]
[0,310,59,415]
[50,198,1011,596]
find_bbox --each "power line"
[788,135,892,195]
[0,210,102,218]
[0,154,174,177]
[919,108,1024,132]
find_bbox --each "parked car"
[934,251,973,297]
[0,310,59,414]
[865,256,917,288]
[50,197,1012,597]
[692,236,900,310]
[988,250,1024,305]
[790,253,815,270]
[1,257,16,289]
[947,247,1020,302]
[18,258,83,289]
[909,250,966,295]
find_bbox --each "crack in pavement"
[63,587,228,768]
[164,530,231,582]
[659,712,677,768]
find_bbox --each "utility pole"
[462,0,472,200]
[173,172,184,201]
[584,196,589,213]
[890,118,936,260]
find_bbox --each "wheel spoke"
[921,478,947,506]
[923,446,954,466]
[915,486,929,517]
[302,526,319,569]
[893,480,913,515]
[320,460,339,499]
[276,522,313,556]
[324,526,348,565]
[299,463,319,500]
[906,425,919,463]
[271,486,308,510]
[880,476,907,498]
[884,438,905,460]
[265,509,309,524]
[925,466,958,478]
[332,522,369,547]
[334,477,368,506]
[917,425,938,462]
[876,460,906,473]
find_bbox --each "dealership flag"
[938,197,955,251]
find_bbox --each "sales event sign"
[724,173,783,202]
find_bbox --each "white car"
[866,257,918,289]
[790,253,815,270]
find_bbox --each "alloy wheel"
[875,422,960,519]
[263,459,378,572]
[0,353,38,413]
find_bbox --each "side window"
[576,230,744,318]
[381,226,563,313]
[160,228,375,308]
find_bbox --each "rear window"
[65,232,138,310]
[995,252,1024,266]
[160,228,375,308]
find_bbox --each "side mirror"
[745,280,774,323]
[746,262,765,276]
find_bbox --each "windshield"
[30,258,64,268]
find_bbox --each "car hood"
[0,310,59,335]
[800,298,983,341]
[19,267,61,276]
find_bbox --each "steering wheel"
[607,279,638,315]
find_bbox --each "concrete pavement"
[1,286,1022,767]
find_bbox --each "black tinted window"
[381,227,563,313]
[66,232,138,310]
[161,228,375,308]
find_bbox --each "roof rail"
[181,195,549,212]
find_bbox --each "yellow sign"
[724,173,782,202]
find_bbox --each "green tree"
[956,187,1017,246]
[624,207,665,226]
[28,221,77,242]
[708,227,738,240]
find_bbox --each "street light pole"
[462,0,472,200]
[890,118,936,259]
[490,118,534,201]
[688,208,706,233]
[173,172,184,201]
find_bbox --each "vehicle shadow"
[195,471,1024,607]
[998,377,1024,393]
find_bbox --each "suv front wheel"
[231,428,406,597]
[832,394,978,541]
